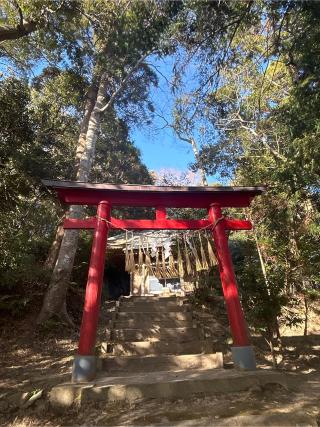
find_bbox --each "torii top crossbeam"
[43,180,264,208]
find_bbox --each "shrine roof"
[42,180,266,208]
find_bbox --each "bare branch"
[223,113,288,162]
[146,61,177,90]
[155,112,208,186]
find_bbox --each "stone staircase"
[49,296,290,408]
[100,296,223,375]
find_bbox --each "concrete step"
[50,369,290,407]
[101,353,223,374]
[116,311,193,321]
[119,304,191,313]
[105,339,213,356]
[111,327,202,342]
[113,319,194,329]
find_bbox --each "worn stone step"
[101,353,223,374]
[50,369,290,408]
[121,300,185,308]
[111,327,202,342]
[116,311,193,321]
[119,304,191,313]
[122,296,186,302]
[104,339,213,356]
[113,319,194,329]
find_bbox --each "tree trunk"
[275,316,283,354]
[44,222,65,270]
[0,21,37,42]
[37,75,108,324]
[246,209,270,294]
[265,326,278,369]
[37,206,83,324]
[190,138,208,186]
[75,82,99,173]
[38,52,148,324]
[303,293,308,336]
[43,82,99,272]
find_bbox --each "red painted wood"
[109,218,211,230]
[78,201,111,356]
[54,188,258,208]
[156,206,166,220]
[208,204,250,347]
[224,219,252,230]
[110,218,252,231]
[63,218,97,229]
[63,217,252,231]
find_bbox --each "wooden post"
[78,201,111,355]
[208,203,256,369]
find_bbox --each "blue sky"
[131,55,194,170]
[129,55,218,184]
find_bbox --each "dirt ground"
[1,302,320,426]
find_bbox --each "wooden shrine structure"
[43,180,265,381]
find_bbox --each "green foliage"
[231,238,286,334]
[0,0,174,318]
[171,1,320,334]
[0,76,67,296]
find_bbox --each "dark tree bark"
[0,21,37,42]
[44,223,65,270]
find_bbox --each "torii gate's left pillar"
[72,201,111,382]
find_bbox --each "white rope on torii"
[106,223,218,279]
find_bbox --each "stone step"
[111,327,202,342]
[118,304,191,313]
[113,319,194,329]
[50,369,290,408]
[122,296,186,302]
[116,311,193,321]
[121,300,185,308]
[104,339,213,356]
[101,353,223,375]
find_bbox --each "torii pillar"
[209,203,255,369]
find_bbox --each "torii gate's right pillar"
[209,203,256,370]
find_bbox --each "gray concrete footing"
[72,355,97,383]
[231,345,256,370]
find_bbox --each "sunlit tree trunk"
[190,138,208,186]
[43,82,99,271]
[37,74,108,324]
[38,52,150,324]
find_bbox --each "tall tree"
[36,0,181,323]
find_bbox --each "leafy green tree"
[180,1,320,338]
[0,74,75,315]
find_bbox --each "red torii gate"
[43,180,265,382]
